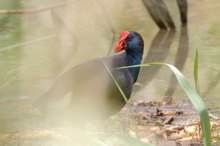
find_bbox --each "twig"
[0,0,77,14]
[0,34,55,52]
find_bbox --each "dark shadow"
[50,9,78,71]
[142,0,175,29]
[134,29,175,92]
[164,25,189,100]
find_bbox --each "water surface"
[0,0,220,145]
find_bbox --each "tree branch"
[0,0,77,14]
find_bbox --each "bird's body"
[36,31,144,123]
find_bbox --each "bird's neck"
[126,50,143,83]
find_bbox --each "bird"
[35,31,144,123]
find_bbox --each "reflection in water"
[51,9,78,71]
[1,0,220,145]
[164,25,189,100]
[0,1,22,95]
[135,26,189,100]
[135,29,175,91]
[0,15,11,32]
[203,70,220,98]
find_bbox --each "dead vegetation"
[105,100,220,146]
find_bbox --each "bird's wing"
[34,58,103,108]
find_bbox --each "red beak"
[114,39,127,53]
[114,31,130,53]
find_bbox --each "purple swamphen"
[35,31,144,122]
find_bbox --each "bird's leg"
[176,0,188,24]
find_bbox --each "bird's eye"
[126,35,132,41]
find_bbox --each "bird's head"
[114,31,144,54]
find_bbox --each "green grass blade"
[194,49,200,95]
[118,62,211,146]
[102,60,128,102]
[103,60,156,146]
[161,63,211,146]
